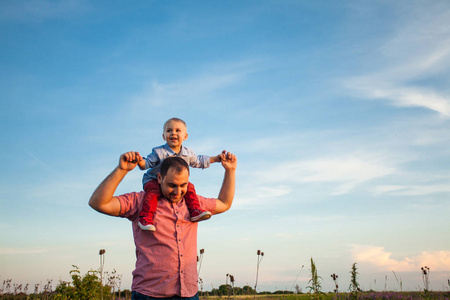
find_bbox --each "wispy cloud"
[130,59,264,109]
[25,150,59,175]
[234,184,292,208]
[373,184,450,196]
[256,153,396,196]
[352,245,450,272]
[343,3,450,117]
[139,74,241,107]
[346,81,450,117]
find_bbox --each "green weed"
[348,263,361,300]
[306,258,324,300]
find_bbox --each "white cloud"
[130,60,263,109]
[140,74,240,106]
[373,184,450,196]
[352,245,450,272]
[342,3,450,117]
[346,81,450,117]
[279,214,345,224]
[418,251,450,271]
[260,154,396,195]
[234,184,292,208]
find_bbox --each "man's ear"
[157,173,162,184]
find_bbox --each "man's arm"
[214,151,237,214]
[89,151,142,216]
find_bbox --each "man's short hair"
[163,118,187,131]
[160,157,190,178]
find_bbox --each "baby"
[137,117,224,231]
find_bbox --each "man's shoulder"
[118,191,145,198]
[117,191,145,208]
[196,194,217,213]
[117,191,145,219]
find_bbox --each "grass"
[2,253,449,300]
[200,292,450,300]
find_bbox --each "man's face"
[158,167,189,203]
[162,121,188,150]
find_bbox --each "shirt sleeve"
[188,153,211,169]
[197,195,216,214]
[144,148,161,170]
[117,192,143,221]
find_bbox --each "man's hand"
[214,151,237,214]
[119,151,142,171]
[221,151,237,171]
[89,151,142,216]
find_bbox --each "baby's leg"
[139,179,161,231]
[185,182,211,222]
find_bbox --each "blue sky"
[1,0,449,293]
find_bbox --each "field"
[198,292,450,300]
[1,261,449,299]
[1,292,450,300]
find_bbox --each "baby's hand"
[211,150,227,163]
[218,150,227,162]
[137,156,146,169]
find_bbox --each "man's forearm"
[89,166,128,216]
[216,169,236,213]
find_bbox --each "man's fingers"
[122,152,130,162]
[223,152,236,162]
[226,152,234,160]
[122,151,141,162]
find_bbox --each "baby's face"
[163,121,188,150]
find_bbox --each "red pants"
[139,179,202,223]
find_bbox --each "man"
[89,151,237,300]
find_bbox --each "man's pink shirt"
[117,191,216,298]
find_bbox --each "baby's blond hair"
[163,118,187,131]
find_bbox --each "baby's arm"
[210,150,226,163]
[189,149,226,169]
[137,158,146,170]
[138,148,161,170]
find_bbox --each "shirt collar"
[161,196,185,207]
[163,143,187,156]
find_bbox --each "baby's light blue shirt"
[142,143,210,186]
